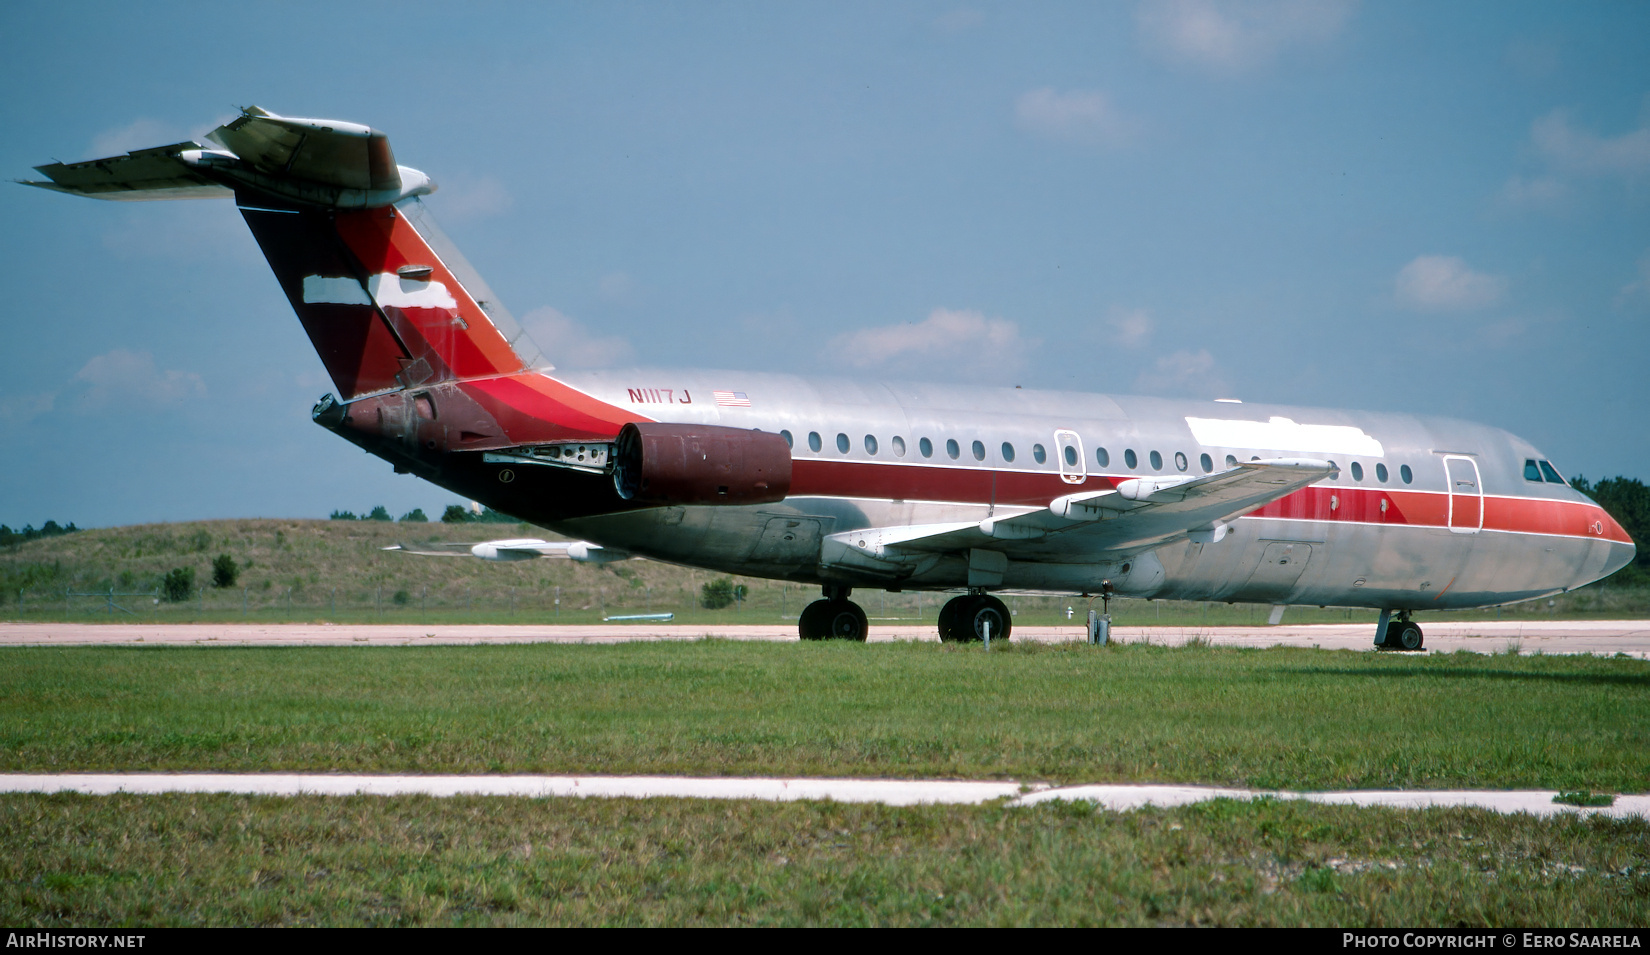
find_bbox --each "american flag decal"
[713,390,751,407]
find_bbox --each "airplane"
[24,107,1636,648]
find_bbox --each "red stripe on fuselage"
[791,459,1117,505]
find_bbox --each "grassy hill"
[0,518,1643,625]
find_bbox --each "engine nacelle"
[613,422,791,505]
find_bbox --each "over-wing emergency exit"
[24,108,1636,647]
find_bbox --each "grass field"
[4,640,1649,926]
[4,793,1647,926]
[3,641,1646,790]
[2,518,1646,626]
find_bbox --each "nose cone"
[1601,538,1637,580]
[1594,506,1637,581]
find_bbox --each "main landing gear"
[798,585,868,642]
[1374,609,1424,652]
[938,592,1012,643]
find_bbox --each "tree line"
[329,505,522,524]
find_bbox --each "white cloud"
[1529,109,1650,179]
[1015,88,1133,146]
[433,174,513,221]
[1132,349,1228,398]
[1616,250,1650,308]
[1107,308,1154,347]
[72,350,205,409]
[1394,256,1506,312]
[1136,0,1356,74]
[1499,174,1571,211]
[520,306,634,368]
[0,392,55,427]
[832,307,1030,379]
[88,118,179,159]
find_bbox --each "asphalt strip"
[2,774,1644,819]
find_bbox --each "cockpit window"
[1539,460,1566,485]
[1524,459,1542,482]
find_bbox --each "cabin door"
[1054,429,1086,485]
[1444,456,1483,534]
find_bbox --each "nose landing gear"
[1374,609,1424,651]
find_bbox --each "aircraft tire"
[938,595,972,642]
[1395,621,1424,651]
[821,599,868,641]
[798,599,832,641]
[964,595,1012,643]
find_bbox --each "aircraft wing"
[385,538,629,564]
[820,458,1336,578]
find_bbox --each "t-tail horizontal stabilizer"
[22,107,433,209]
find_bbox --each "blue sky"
[2,1,1647,528]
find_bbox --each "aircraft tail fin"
[26,107,547,401]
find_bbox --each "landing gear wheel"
[938,596,971,642]
[822,599,869,641]
[1394,621,1424,651]
[962,595,1011,643]
[799,599,831,641]
[799,599,867,641]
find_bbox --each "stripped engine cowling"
[613,422,791,505]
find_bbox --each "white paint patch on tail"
[301,274,371,306]
[368,272,458,310]
[1186,415,1385,457]
[301,272,459,310]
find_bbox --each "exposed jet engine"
[612,422,791,506]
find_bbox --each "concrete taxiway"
[2,774,1644,819]
[2,619,1648,656]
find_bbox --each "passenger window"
[919,437,933,458]
[1200,453,1213,473]
[1124,449,1138,469]
[1524,459,1543,482]
[1149,450,1163,471]
[1033,444,1046,464]
[1001,442,1015,463]
[1400,464,1413,484]
[808,432,822,453]
[1540,460,1566,485]
[780,430,793,449]
[1351,462,1364,481]
[1328,460,1339,479]
[864,435,878,455]
[1174,452,1188,472]
[1225,454,1238,468]
[836,433,850,454]
[1096,447,1110,468]
[1376,463,1388,483]
[971,440,985,461]
[946,439,960,460]
[892,436,906,457]
[1064,445,1078,467]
